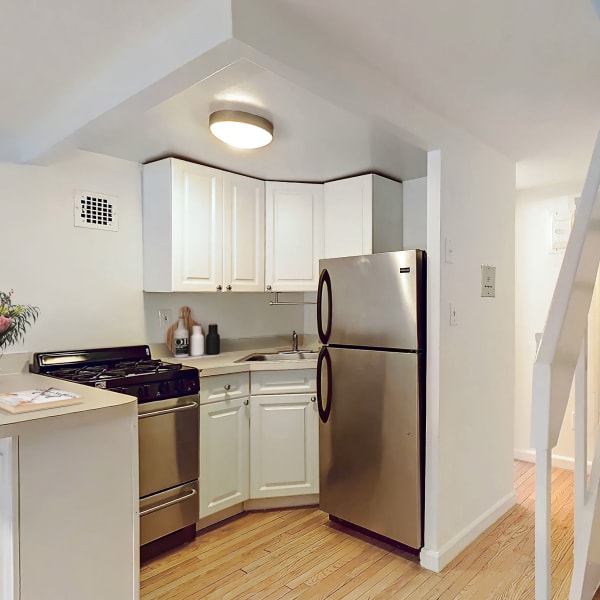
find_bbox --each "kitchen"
[0,0,530,598]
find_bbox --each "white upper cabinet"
[265,182,324,292]
[323,174,403,259]
[142,158,264,292]
[142,158,404,293]
[223,173,265,292]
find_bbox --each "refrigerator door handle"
[317,268,332,344]
[317,346,332,423]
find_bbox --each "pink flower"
[0,315,12,333]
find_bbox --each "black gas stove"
[30,345,199,402]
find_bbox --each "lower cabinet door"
[200,398,249,518]
[250,393,319,498]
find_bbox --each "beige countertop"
[0,372,136,427]
[172,346,318,377]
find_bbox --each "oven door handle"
[138,400,198,419]
[139,488,197,517]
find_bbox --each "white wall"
[0,150,146,353]
[422,135,516,571]
[514,185,597,467]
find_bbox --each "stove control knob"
[175,379,187,394]
[138,385,149,398]
[159,381,170,395]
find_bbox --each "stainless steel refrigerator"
[316,250,425,550]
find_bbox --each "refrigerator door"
[318,346,423,549]
[317,250,425,350]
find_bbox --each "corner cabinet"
[142,158,265,292]
[249,370,319,498]
[265,182,324,292]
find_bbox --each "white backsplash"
[143,291,307,344]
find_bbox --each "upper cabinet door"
[223,173,265,292]
[265,182,324,292]
[172,161,223,292]
[142,158,224,292]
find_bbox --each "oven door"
[138,395,199,498]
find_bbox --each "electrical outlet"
[158,309,172,330]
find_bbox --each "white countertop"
[0,344,317,426]
[173,346,318,377]
[0,372,136,427]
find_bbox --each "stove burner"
[102,369,128,378]
[30,346,197,401]
[72,371,100,381]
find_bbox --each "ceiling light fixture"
[209,110,274,149]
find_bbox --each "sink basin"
[237,350,318,362]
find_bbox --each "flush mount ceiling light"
[209,110,274,149]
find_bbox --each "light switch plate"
[449,303,458,326]
[481,265,496,297]
[445,238,454,264]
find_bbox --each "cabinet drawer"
[250,369,316,395]
[200,373,249,405]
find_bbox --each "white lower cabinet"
[199,398,249,518]
[249,393,319,498]
[0,437,17,600]
[199,368,318,523]
[199,373,250,519]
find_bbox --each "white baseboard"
[420,490,516,573]
[244,494,319,511]
[514,447,592,472]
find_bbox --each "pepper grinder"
[206,323,220,355]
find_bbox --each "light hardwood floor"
[140,461,579,599]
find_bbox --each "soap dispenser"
[173,319,189,358]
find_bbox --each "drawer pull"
[224,384,231,391]
[140,488,197,517]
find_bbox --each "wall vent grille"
[74,190,119,231]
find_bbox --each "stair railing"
[532,131,600,599]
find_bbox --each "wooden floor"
[140,461,578,599]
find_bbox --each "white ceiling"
[2,0,600,189]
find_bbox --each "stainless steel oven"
[138,395,199,545]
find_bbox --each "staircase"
[532,131,600,599]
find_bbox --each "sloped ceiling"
[1,0,599,188]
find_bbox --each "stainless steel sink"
[237,350,318,362]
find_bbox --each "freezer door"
[317,250,425,350]
[318,346,423,549]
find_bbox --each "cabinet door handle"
[224,384,231,391]
[266,285,272,291]
[244,399,249,406]
[311,396,316,403]
[216,285,223,291]
[226,285,232,291]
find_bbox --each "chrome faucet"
[292,330,299,352]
